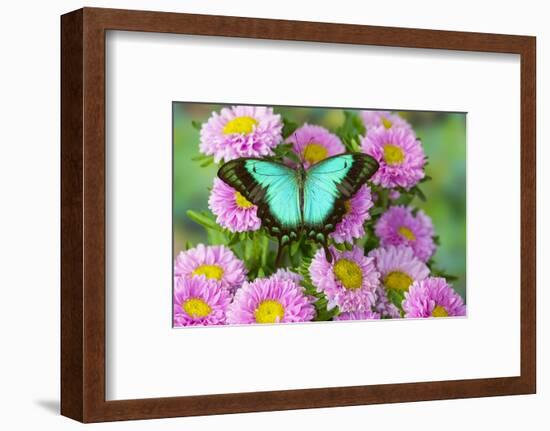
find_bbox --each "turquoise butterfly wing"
[218,159,302,242]
[302,153,379,243]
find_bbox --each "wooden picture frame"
[61,7,536,422]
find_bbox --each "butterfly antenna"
[292,132,305,169]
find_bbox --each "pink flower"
[270,268,303,285]
[403,277,466,318]
[173,276,232,326]
[174,244,247,292]
[200,105,283,162]
[226,276,315,325]
[334,310,381,321]
[361,127,425,189]
[368,245,430,291]
[286,123,345,168]
[208,178,261,233]
[330,185,374,244]
[310,245,379,312]
[375,206,436,262]
[360,110,413,135]
[389,190,401,200]
[368,246,430,318]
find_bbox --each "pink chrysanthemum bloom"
[360,110,413,135]
[330,184,374,244]
[270,268,303,285]
[361,127,425,189]
[174,244,247,292]
[173,276,232,326]
[403,277,466,318]
[373,286,401,319]
[199,105,283,163]
[226,276,316,325]
[285,123,345,168]
[208,178,261,233]
[334,310,381,321]
[389,190,401,201]
[375,206,436,262]
[310,246,379,312]
[369,246,430,309]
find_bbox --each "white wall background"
[0,0,546,429]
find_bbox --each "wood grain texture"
[60,7,537,423]
[520,36,536,394]
[60,9,84,422]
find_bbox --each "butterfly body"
[218,153,378,264]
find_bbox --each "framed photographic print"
[61,7,536,422]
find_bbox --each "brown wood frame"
[61,7,536,423]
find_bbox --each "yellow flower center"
[192,264,224,281]
[398,226,416,241]
[254,300,285,324]
[334,259,363,290]
[344,200,352,215]
[384,271,413,291]
[223,116,258,135]
[431,305,449,318]
[235,191,254,209]
[303,143,328,165]
[383,144,405,165]
[381,117,393,129]
[183,298,212,318]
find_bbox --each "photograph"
[173,103,467,327]
[0,1,540,428]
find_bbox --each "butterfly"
[218,153,379,264]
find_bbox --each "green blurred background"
[173,103,466,300]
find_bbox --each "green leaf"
[363,233,379,255]
[289,238,301,256]
[333,242,347,252]
[430,266,459,282]
[227,232,241,247]
[199,157,214,168]
[285,151,301,164]
[206,228,226,245]
[273,143,294,154]
[412,186,427,202]
[313,297,339,321]
[186,210,220,231]
[282,118,298,139]
[392,192,414,206]
[272,142,301,164]
[336,111,365,151]
[352,114,366,136]
[260,235,270,267]
[386,288,406,310]
[191,120,202,131]
[191,154,209,161]
[369,207,385,217]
